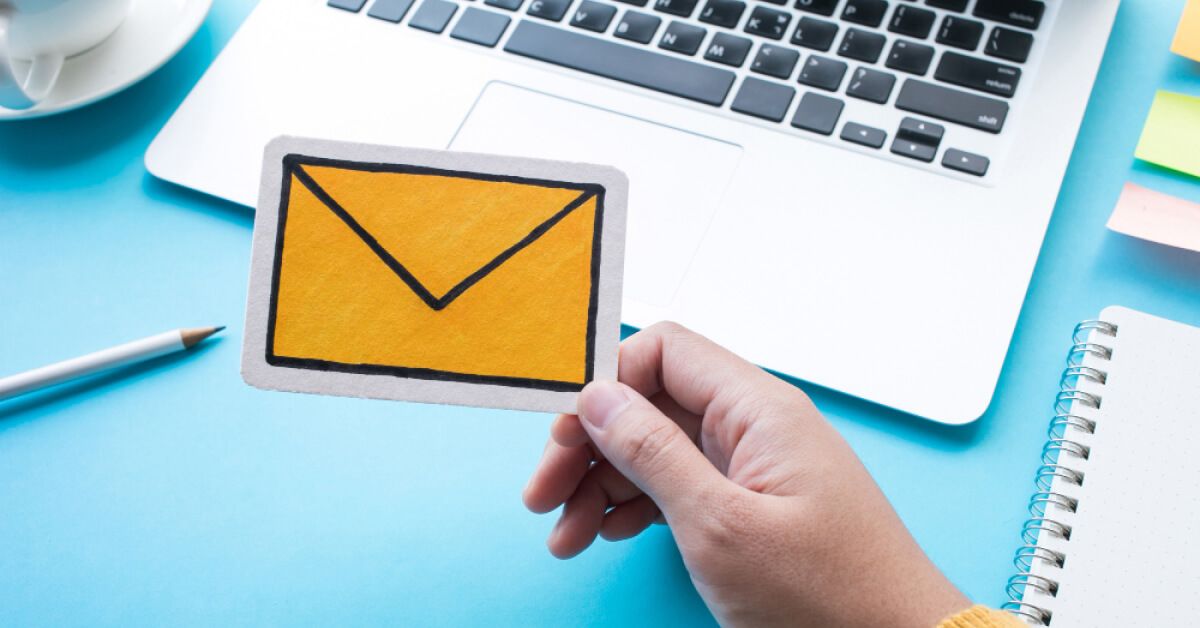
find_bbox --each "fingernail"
[578,381,632,430]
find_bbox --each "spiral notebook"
[1003,306,1200,626]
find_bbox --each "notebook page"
[1024,306,1200,626]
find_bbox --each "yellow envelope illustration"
[265,154,606,391]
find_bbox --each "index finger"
[617,322,796,418]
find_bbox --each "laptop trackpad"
[449,82,742,308]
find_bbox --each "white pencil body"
[0,331,185,400]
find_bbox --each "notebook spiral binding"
[1001,319,1118,625]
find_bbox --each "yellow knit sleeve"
[936,605,1027,628]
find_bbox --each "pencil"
[0,327,224,401]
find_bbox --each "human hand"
[523,323,969,627]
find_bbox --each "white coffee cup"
[0,0,132,110]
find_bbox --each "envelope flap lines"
[284,156,601,311]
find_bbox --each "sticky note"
[1107,182,1200,253]
[241,137,629,414]
[1134,90,1200,178]
[1172,0,1200,62]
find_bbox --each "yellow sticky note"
[242,137,629,414]
[1172,0,1200,62]
[1107,182,1200,253]
[1134,90,1200,178]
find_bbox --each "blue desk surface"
[3,1,1200,624]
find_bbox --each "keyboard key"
[842,0,888,28]
[846,66,895,103]
[409,0,458,32]
[891,138,936,161]
[572,0,618,30]
[985,26,1034,62]
[486,0,524,10]
[935,51,1020,97]
[731,77,796,121]
[659,20,706,54]
[745,6,792,39]
[368,0,416,21]
[791,92,844,134]
[838,28,886,63]
[751,43,800,78]
[452,7,512,45]
[705,33,753,66]
[328,0,367,12]
[897,116,944,145]
[655,0,699,17]
[894,78,1008,133]
[841,121,887,148]
[797,54,847,91]
[885,39,934,75]
[795,0,838,16]
[936,16,984,50]
[888,5,935,39]
[943,148,989,176]
[973,0,1044,30]
[926,0,967,11]
[505,20,736,104]
[528,0,572,20]
[615,10,662,42]
[698,0,745,27]
[615,0,649,5]
[790,16,838,51]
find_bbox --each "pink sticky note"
[1107,182,1200,253]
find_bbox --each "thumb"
[576,380,730,520]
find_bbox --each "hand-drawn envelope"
[242,137,628,413]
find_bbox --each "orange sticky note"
[1107,182,1200,253]
[1173,0,1200,62]
[242,137,629,414]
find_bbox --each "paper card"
[1106,182,1200,253]
[1134,90,1200,178]
[1172,0,1200,62]
[241,137,628,413]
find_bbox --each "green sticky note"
[1134,90,1200,178]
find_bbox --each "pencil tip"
[181,326,226,349]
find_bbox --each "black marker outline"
[264,154,605,392]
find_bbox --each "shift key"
[895,79,1008,134]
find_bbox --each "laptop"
[146,0,1120,424]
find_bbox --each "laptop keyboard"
[328,0,1050,179]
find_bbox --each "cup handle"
[0,7,65,110]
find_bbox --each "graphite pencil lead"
[181,326,225,349]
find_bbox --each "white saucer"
[0,0,212,120]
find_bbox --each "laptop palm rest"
[449,82,743,309]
